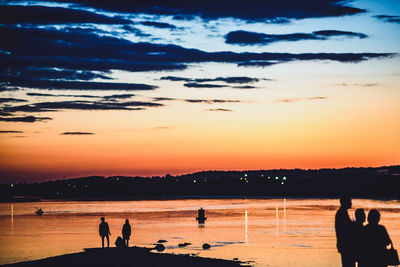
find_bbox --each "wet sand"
[1,247,248,267]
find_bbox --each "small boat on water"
[35,208,43,216]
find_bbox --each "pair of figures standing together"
[99,217,131,248]
[335,197,394,267]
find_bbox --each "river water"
[0,198,399,266]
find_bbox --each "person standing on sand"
[335,196,355,267]
[122,219,131,247]
[362,209,392,267]
[353,208,366,266]
[99,217,111,248]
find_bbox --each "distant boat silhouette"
[35,208,43,216]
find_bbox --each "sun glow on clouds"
[0,0,399,182]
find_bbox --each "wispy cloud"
[61,132,94,135]
[0,130,24,133]
[0,5,132,25]
[0,98,28,103]
[374,15,400,24]
[276,97,327,103]
[36,0,365,22]
[0,116,52,122]
[206,108,233,112]
[225,30,367,46]
[337,83,378,87]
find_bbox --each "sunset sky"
[0,0,399,183]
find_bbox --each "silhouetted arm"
[382,226,391,247]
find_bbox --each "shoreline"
[3,195,400,203]
[1,247,249,267]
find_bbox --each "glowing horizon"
[1,0,399,183]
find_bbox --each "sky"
[0,0,399,183]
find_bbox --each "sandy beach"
[1,247,248,267]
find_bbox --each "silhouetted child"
[99,217,111,248]
[122,219,131,247]
[335,196,354,267]
[353,208,365,266]
[362,209,392,267]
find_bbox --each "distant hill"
[1,165,399,201]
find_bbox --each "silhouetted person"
[362,209,392,267]
[122,219,131,247]
[335,196,354,267]
[353,208,366,266]
[99,217,111,248]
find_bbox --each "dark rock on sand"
[1,247,247,267]
[155,244,165,252]
[178,242,191,247]
[157,240,168,243]
[203,243,211,249]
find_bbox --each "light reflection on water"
[0,198,399,266]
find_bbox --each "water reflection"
[275,203,279,235]
[1,199,399,267]
[245,210,248,243]
[10,204,13,232]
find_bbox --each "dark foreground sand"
[2,247,249,267]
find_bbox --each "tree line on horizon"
[1,165,399,201]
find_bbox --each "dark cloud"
[225,30,367,46]
[152,97,177,101]
[0,98,28,103]
[26,92,135,100]
[0,116,52,122]
[27,92,99,98]
[206,108,233,112]
[0,24,394,89]
[237,61,280,67]
[140,21,177,29]
[0,111,13,116]
[4,78,157,91]
[3,100,163,113]
[160,76,193,82]
[374,15,400,24]
[0,130,23,133]
[34,0,366,22]
[232,85,259,89]
[122,25,150,37]
[184,83,228,88]
[0,5,131,25]
[6,67,112,81]
[314,30,367,38]
[61,132,94,135]
[184,99,241,104]
[276,96,327,103]
[102,94,135,100]
[161,76,261,84]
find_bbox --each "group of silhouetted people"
[99,217,131,248]
[335,197,393,267]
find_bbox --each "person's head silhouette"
[355,208,365,223]
[101,217,105,222]
[367,209,380,225]
[125,219,129,224]
[340,196,352,209]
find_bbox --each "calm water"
[0,198,399,266]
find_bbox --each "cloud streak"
[206,108,233,112]
[0,116,52,122]
[276,96,327,103]
[0,130,23,133]
[225,30,367,46]
[61,132,94,135]
[37,0,366,22]
[0,5,131,25]
[374,15,400,24]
